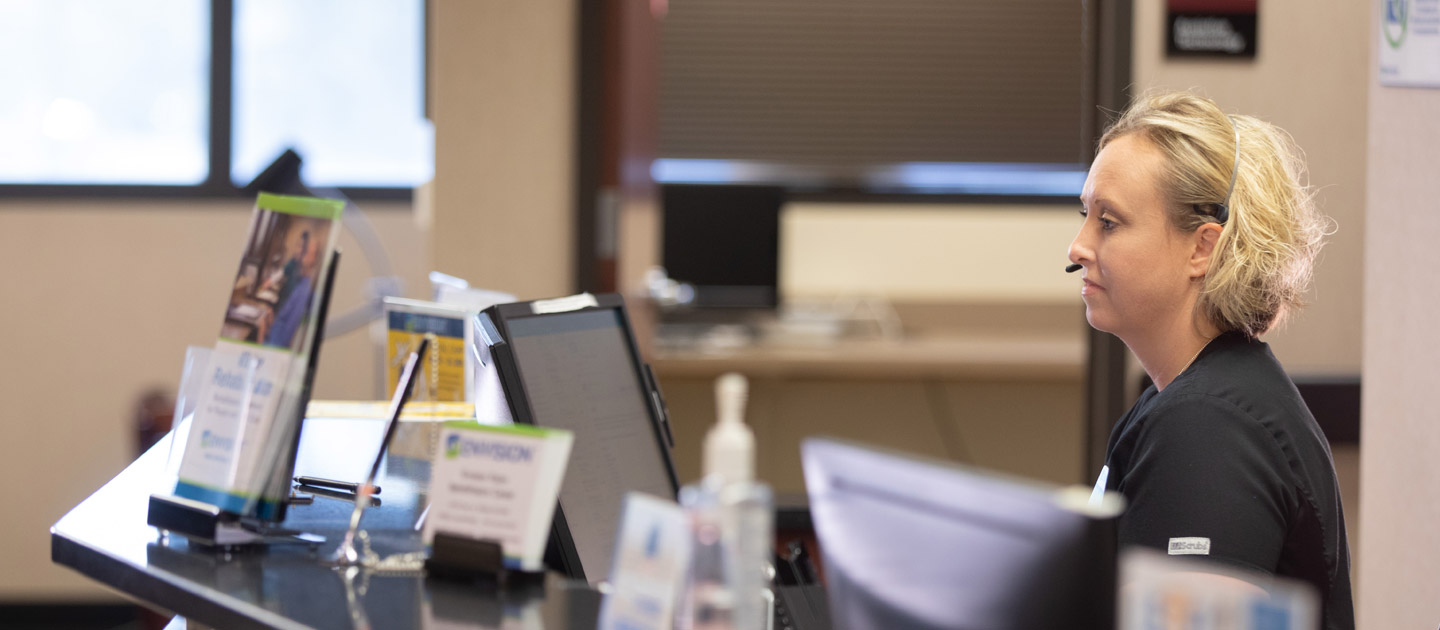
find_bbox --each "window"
[0,0,430,196]
[0,0,209,185]
[231,0,431,189]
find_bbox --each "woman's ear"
[1189,222,1223,278]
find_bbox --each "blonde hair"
[1099,90,1328,336]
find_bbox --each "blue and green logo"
[443,435,535,462]
[1384,0,1409,49]
[199,429,236,452]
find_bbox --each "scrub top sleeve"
[1115,394,1292,576]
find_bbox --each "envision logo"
[200,429,235,451]
[445,434,533,462]
[1385,0,1409,49]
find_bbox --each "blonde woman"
[1068,91,1352,630]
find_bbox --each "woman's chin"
[1084,308,1117,334]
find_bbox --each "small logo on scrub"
[446,434,462,459]
[1167,537,1211,556]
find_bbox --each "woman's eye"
[1100,217,1117,231]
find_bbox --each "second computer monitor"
[662,184,784,309]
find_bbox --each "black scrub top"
[1102,331,1354,630]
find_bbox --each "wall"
[428,0,576,301]
[1358,12,1440,627]
[0,199,429,600]
[1131,0,1370,376]
[782,203,1084,304]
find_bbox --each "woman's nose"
[1068,225,1093,267]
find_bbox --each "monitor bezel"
[802,437,1120,630]
[479,293,681,582]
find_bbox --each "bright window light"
[0,0,209,185]
[232,0,432,189]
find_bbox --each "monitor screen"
[662,184,783,308]
[802,438,1121,630]
[504,308,676,581]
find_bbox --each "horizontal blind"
[659,0,1088,167]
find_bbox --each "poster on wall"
[1379,0,1440,87]
[1167,0,1259,58]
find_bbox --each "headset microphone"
[1065,264,1082,273]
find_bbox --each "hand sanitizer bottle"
[679,373,773,630]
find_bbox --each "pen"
[299,484,381,507]
[294,476,381,496]
[332,338,428,565]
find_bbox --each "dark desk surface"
[51,417,601,630]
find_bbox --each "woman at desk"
[1068,91,1353,629]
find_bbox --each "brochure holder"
[148,250,341,547]
[160,345,212,487]
[149,346,273,546]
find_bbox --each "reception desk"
[50,418,601,630]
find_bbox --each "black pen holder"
[424,533,546,587]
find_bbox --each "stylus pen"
[298,484,381,507]
[332,338,428,564]
[360,337,428,493]
[294,476,381,496]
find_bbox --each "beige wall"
[1358,18,1440,628]
[0,200,429,600]
[428,0,575,300]
[782,203,1083,305]
[1131,0,1370,376]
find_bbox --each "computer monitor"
[802,438,1123,630]
[477,294,679,583]
[662,184,784,309]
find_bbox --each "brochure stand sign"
[149,193,345,545]
[420,421,574,584]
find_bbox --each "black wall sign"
[1167,0,1258,58]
